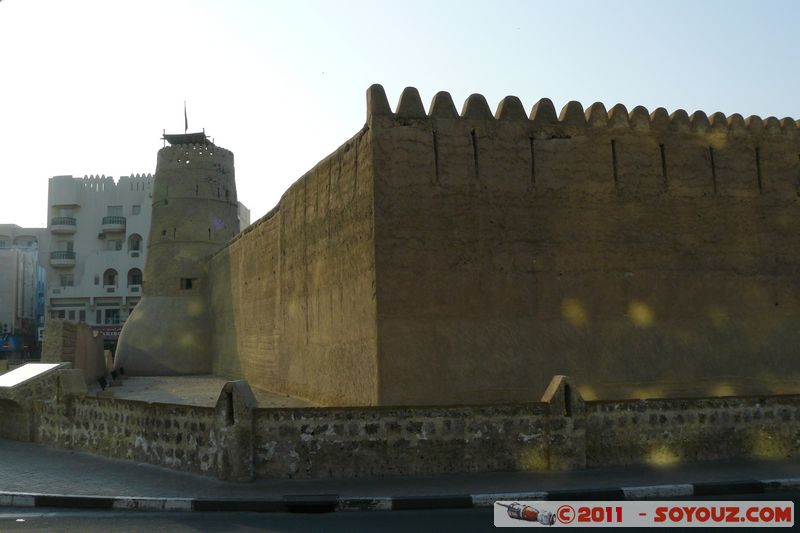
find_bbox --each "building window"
[180,278,196,290]
[79,310,86,323]
[132,205,141,215]
[107,205,123,216]
[96,310,102,324]
[107,239,123,251]
[57,310,65,319]
[128,234,143,251]
[59,273,74,287]
[68,310,75,321]
[128,268,143,286]
[105,309,120,325]
[103,268,118,287]
[94,275,99,285]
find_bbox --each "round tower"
[115,132,238,375]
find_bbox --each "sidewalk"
[0,438,798,511]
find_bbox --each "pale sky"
[1,0,798,228]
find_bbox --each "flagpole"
[184,101,188,134]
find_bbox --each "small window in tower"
[132,205,141,216]
[180,278,197,290]
[161,229,167,236]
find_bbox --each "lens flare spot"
[708,305,729,329]
[706,131,728,150]
[179,332,195,348]
[628,301,654,328]
[647,445,680,466]
[631,386,664,399]
[711,383,735,397]
[751,430,790,459]
[561,298,587,327]
[577,385,598,401]
[517,447,548,471]
[187,299,204,317]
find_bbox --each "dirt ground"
[86,375,315,408]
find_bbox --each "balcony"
[50,250,76,268]
[50,216,77,234]
[101,216,126,233]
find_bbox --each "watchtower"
[114,131,238,375]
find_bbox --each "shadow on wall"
[0,399,29,441]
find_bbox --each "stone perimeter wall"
[23,373,800,480]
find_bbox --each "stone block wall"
[20,374,799,481]
[586,396,800,466]
[41,320,77,364]
[41,320,106,384]
[35,397,220,476]
[254,403,550,479]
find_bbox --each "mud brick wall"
[208,128,378,406]
[201,85,800,407]
[369,86,800,405]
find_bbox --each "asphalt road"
[4,507,494,533]
[2,493,797,533]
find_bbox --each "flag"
[184,101,188,133]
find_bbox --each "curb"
[1,478,797,513]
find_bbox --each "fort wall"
[22,372,800,480]
[208,129,378,406]
[369,86,800,405]
[151,85,800,406]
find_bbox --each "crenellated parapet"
[159,142,234,166]
[367,84,799,139]
[366,84,800,198]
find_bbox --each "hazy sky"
[1,0,798,228]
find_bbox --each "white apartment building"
[0,225,46,352]
[45,174,153,345]
[44,174,250,348]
